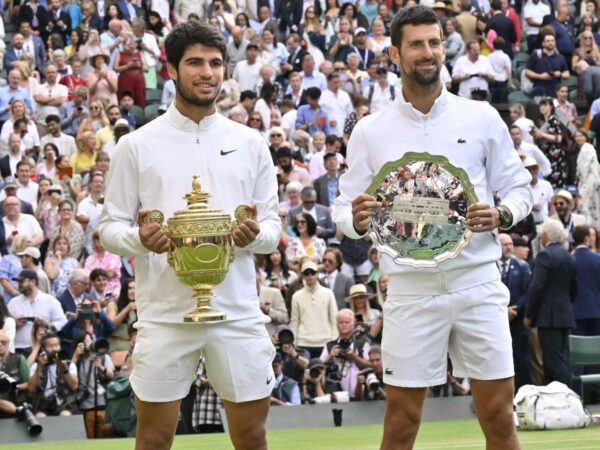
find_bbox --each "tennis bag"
[514,382,588,430]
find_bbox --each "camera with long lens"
[338,338,352,354]
[359,368,380,391]
[0,371,18,393]
[0,372,43,436]
[84,337,110,355]
[48,349,71,364]
[16,403,43,437]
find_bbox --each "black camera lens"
[309,367,321,379]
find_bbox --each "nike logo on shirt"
[220,149,238,156]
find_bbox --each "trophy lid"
[171,175,230,221]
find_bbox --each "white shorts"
[381,280,514,387]
[130,317,276,403]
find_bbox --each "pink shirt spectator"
[84,251,122,294]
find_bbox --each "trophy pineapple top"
[171,175,230,222]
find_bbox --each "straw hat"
[345,284,376,304]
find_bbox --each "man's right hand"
[351,194,381,234]
[137,209,171,253]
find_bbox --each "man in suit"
[572,225,600,336]
[487,0,517,59]
[525,218,577,386]
[499,233,531,391]
[0,134,24,179]
[289,186,335,243]
[42,0,72,44]
[321,247,354,310]
[57,268,91,314]
[313,152,339,208]
[18,21,46,76]
[281,34,307,78]
[3,34,25,75]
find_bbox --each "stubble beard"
[409,62,442,86]
[176,74,220,108]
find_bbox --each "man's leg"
[380,386,427,450]
[134,396,181,450]
[470,378,520,450]
[222,396,270,450]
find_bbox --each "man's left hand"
[232,204,259,248]
[466,202,500,232]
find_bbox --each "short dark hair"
[305,87,321,100]
[390,4,441,48]
[41,331,60,350]
[164,21,226,71]
[327,72,340,82]
[493,36,505,49]
[324,152,338,162]
[325,134,341,146]
[90,268,108,281]
[45,114,60,124]
[43,143,59,158]
[16,160,30,170]
[573,225,591,246]
[292,212,317,236]
[13,118,28,128]
[276,147,293,159]
[240,90,257,102]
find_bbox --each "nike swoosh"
[266,377,273,385]
[220,149,238,156]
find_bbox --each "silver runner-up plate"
[366,152,478,268]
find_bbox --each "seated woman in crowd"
[45,235,81,297]
[345,283,381,332]
[0,99,39,157]
[262,247,298,299]
[55,155,83,203]
[285,213,326,266]
[71,131,98,177]
[84,230,122,295]
[49,199,85,260]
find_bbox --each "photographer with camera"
[303,358,327,402]
[71,331,114,438]
[61,299,115,355]
[27,331,78,417]
[274,326,310,388]
[0,329,30,417]
[270,353,301,406]
[354,345,386,401]
[320,309,371,399]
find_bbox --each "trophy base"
[184,310,227,322]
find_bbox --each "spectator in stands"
[3,34,26,76]
[290,260,338,358]
[544,0,576,68]
[488,36,514,104]
[444,17,465,73]
[511,126,551,177]
[246,110,269,141]
[65,29,84,60]
[510,102,536,145]
[321,247,354,310]
[28,331,78,417]
[313,152,340,208]
[572,30,600,104]
[279,180,303,212]
[303,357,326,401]
[572,225,600,336]
[45,235,81,297]
[522,157,553,228]
[525,33,570,99]
[550,189,587,250]
[452,40,494,99]
[106,278,136,368]
[0,98,37,159]
[118,91,137,129]
[346,283,381,332]
[84,230,121,294]
[320,308,371,398]
[61,296,116,349]
[41,115,77,159]
[289,185,335,243]
[71,130,97,177]
[114,34,147,109]
[576,129,600,228]
[94,104,121,151]
[0,234,32,301]
[328,16,355,64]
[525,219,577,386]
[320,72,352,139]
[131,17,161,90]
[0,134,23,180]
[286,212,327,264]
[232,42,261,92]
[263,247,297,303]
[41,0,72,55]
[283,71,305,107]
[227,89,256,124]
[11,160,38,210]
[531,97,568,189]
[0,69,33,130]
[59,86,90,138]
[296,87,329,136]
[56,268,90,315]
[339,3,369,42]
[35,181,61,253]
[50,199,85,259]
[87,53,119,106]
[524,0,550,51]
[0,329,29,417]
[3,196,43,249]
[276,146,311,201]
[363,63,395,112]
[18,246,51,293]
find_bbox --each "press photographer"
[0,330,29,417]
[60,299,115,355]
[320,309,372,399]
[27,331,78,417]
[302,358,327,402]
[274,326,310,386]
[71,331,114,438]
[354,345,386,401]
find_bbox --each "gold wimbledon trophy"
[147,175,250,322]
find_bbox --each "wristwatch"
[495,206,512,229]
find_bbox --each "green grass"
[8,420,600,449]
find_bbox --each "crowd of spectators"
[0,0,599,438]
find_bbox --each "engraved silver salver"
[366,152,478,268]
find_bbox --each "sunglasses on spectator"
[278,214,287,219]
[554,202,567,207]
[302,270,317,276]
[323,258,335,264]
[271,133,282,137]
[249,117,261,121]
[90,106,100,110]
[296,220,306,224]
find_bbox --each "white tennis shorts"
[381,280,514,387]
[130,316,276,403]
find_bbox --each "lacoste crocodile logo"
[385,368,394,375]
